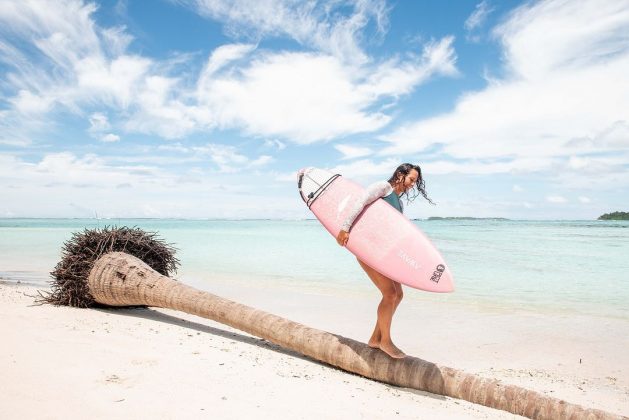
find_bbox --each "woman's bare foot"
[368,329,381,348]
[379,341,406,359]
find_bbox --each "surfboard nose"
[296,167,313,180]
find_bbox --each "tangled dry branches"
[39,226,179,307]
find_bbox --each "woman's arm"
[336,181,391,246]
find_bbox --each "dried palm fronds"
[39,226,179,307]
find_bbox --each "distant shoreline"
[598,211,629,220]
[424,217,510,221]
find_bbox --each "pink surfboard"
[298,167,454,293]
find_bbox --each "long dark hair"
[387,163,435,205]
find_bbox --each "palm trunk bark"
[88,252,624,420]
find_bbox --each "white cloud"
[555,166,629,190]
[10,90,53,113]
[88,112,120,142]
[568,156,588,170]
[358,36,458,99]
[0,1,457,144]
[124,75,209,139]
[89,112,110,131]
[595,120,629,147]
[180,0,389,64]
[195,39,456,143]
[192,144,274,171]
[197,51,390,142]
[263,139,286,150]
[101,133,120,142]
[381,0,629,187]
[199,43,256,79]
[334,143,373,160]
[558,154,629,186]
[0,152,160,190]
[157,143,191,153]
[153,142,273,171]
[0,152,298,218]
[0,137,30,147]
[465,0,494,42]
[546,195,567,204]
[495,0,629,80]
[422,157,555,175]
[250,155,273,167]
[193,143,248,172]
[0,0,157,143]
[75,55,152,109]
[513,184,523,192]
[0,0,141,109]
[578,196,591,204]
[330,157,401,181]
[132,43,424,142]
[0,0,101,55]
[101,25,134,56]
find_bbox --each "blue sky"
[1,0,628,219]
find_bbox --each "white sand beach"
[2,281,628,419]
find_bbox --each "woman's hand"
[336,230,350,247]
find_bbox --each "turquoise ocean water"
[1,218,628,319]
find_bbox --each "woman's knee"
[395,288,404,304]
[381,286,398,303]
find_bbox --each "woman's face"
[399,169,419,192]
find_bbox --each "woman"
[336,163,433,359]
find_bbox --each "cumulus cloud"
[198,51,389,142]
[101,133,120,142]
[88,112,120,142]
[10,90,53,114]
[381,0,629,188]
[194,37,457,143]
[0,0,457,145]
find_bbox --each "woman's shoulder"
[367,180,390,188]
[365,180,393,196]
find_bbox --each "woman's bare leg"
[367,281,403,348]
[357,258,405,358]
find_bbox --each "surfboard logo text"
[430,264,446,283]
[398,250,420,270]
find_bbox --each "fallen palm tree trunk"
[86,251,622,420]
